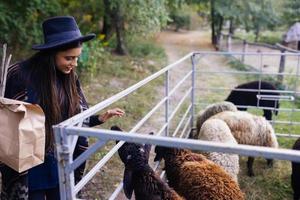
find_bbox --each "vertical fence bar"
[278,49,286,84]
[257,51,263,108]
[54,126,76,199]
[241,40,247,63]
[290,55,300,136]
[53,126,68,200]
[165,70,170,137]
[190,54,196,132]
[227,34,232,52]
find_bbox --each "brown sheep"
[154,146,245,200]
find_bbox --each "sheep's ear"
[123,167,134,199]
[111,126,122,144]
[111,125,122,131]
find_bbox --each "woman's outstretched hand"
[98,108,125,123]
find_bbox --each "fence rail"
[53,51,300,199]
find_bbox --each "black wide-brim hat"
[32,16,95,50]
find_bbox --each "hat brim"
[32,33,96,51]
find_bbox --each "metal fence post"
[53,126,67,200]
[165,70,169,137]
[190,54,196,132]
[53,125,75,200]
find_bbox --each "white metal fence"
[53,51,300,199]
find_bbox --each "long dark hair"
[25,43,81,151]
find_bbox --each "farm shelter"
[283,22,300,51]
[53,51,300,199]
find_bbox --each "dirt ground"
[112,28,298,200]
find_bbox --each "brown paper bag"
[0,97,45,172]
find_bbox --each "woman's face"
[55,47,82,74]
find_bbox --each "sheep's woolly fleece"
[155,147,245,200]
[210,111,278,148]
[194,101,237,139]
[199,118,239,182]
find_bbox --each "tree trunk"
[229,18,235,35]
[216,15,223,40]
[112,3,128,55]
[101,0,114,41]
[211,0,217,46]
[254,25,260,42]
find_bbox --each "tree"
[282,0,300,26]
[102,0,176,55]
[241,0,279,41]
[0,0,61,58]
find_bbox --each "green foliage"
[128,38,166,59]
[169,12,191,31]
[77,35,109,79]
[0,0,61,58]
[257,34,282,44]
[237,0,280,39]
[123,0,170,38]
[235,30,284,45]
[282,0,300,26]
[58,0,104,34]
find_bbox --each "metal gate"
[53,51,300,199]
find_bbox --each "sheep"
[199,118,239,182]
[191,101,237,139]
[225,80,280,121]
[112,126,184,200]
[210,111,279,176]
[154,146,245,200]
[291,137,300,200]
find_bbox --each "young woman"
[1,16,125,200]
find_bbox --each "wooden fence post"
[278,49,286,84]
[242,40,247,63]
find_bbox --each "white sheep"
[210,111,279,176]
[193,101,237,139]
[199,118,239,182]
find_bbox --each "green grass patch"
[199,54,299,200]
[77,36,167,198]
[235,30,284,45]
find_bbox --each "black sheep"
[112,126,184,200]
[292,138,300,200]
[225,81,280,121]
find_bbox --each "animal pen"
[53,51,300,199]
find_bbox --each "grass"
[225,55,298,200]
[78,37,167,199]
[79,35,299,199]
[234,30,284,45]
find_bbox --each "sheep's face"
[119,143,151,170]
[111,125,153,169]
